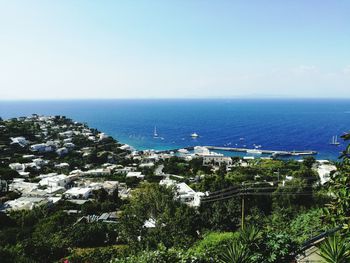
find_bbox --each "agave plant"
[318,235,350,263]
[219,240,253,263]
[239,225,262,249]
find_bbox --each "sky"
[0,0,350,100]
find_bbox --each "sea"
[1,99,349,160]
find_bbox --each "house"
[32,158,47,166]
[159,176,177,187]
[143,218,156,228]
[83,168,111,176]
[55,162,70,169]
[9,178,39,195]
[9,163,25,172]
[115,166,136,175]
[202,156,233,167]
[64,187,92,199]
[3,197,49,211]
[59,130,74,137]
[175,182,205,207]
[18,171,30,177]
[22,154,36,159]
[119,144,133,151]
[118,184,131,199]
[315,162,337,185]
[102,181,119,194]
[63,138,72,143]
[39,174,70,188]
[10,137,28,147]
[126,172,145,179]
[56,147,69,156]
[98,133,109,141]
[63,142,75,149]
[160,177,204,207]
[139,162,155,168]
[30,143,54,152]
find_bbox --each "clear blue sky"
[1,0,349,99]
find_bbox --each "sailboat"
[153,126,159,138]
[330,135,340,145]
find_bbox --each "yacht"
[191,132,199,138]
[247,149,262,154]
[153,126,159,138]
[330,135,340,145]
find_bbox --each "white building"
[119,144,133,151]
[160,177,204,207]
[176,183,204,207]
[9,163,25,172]
[139,162,155,168]
[194,146,210,155]
[10,137,28,147]
[82,180,119,194]
[315,162,337,185]
[32,158,47,166]
[55,162,70,169]
[98,133,109,141]
[63,142,75,149]
[30,143,54,152]
[115,166,136,175]
[4,197,49,211]
[83,168,111,176]
[22,154,36,159]
[126,171,145,179]
[202,156,233,167]
[64,187,92,199]
[59,130,74,137]
[10,178,39,194]
[39,174,70,188]
[56,147,69,156]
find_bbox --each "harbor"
[204,146,317,156]
[157,146,317,157]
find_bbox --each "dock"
[156,146,317,156]
[203,146,317,156]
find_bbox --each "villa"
[126,171,145,179]
[38,174,70,188]
[64,187,92,199]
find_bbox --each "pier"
[156,146,317,156]
[203,146,317,156]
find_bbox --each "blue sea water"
[1,99,349,160]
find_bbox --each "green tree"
[303,156,316,169]
[119,183,200,250]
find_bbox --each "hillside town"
[0,115,337,214]
[0,115,345,263]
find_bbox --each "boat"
[247,149,262,155]
[330,135,340,145]
[191,132,199,138]
[153,126,159,138]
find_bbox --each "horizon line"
[1,97,350,101]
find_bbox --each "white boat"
[191,132,199,138]
[330,135,340,145]
[153,126,158,138]
[247,149,262,155]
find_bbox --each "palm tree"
[318,235,350,263]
